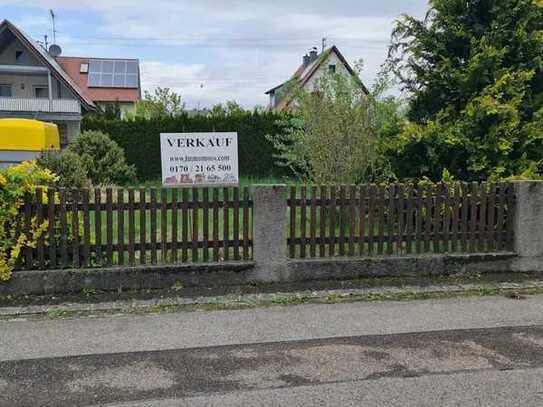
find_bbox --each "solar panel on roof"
[87,59,139,88]
[88,72,100,87]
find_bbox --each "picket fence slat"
[128,189,136,266]
[233,188,240,261]
[117,189,124,266]
[95,188,103,266]
[139,188,146,265]
[182,188,189,262]
[35,188,45,269]
[329,186,337,257]
[160,189,168,263]
[223,187,230,261]
[203,188,210,262]
[368,185,375,255]
[106,188,113,266]
[243,187,250,260]
[359,185,367,256]
[82,189,91,267]
[171,189,178,263]
[300,186,307,258]
[47,188,56,269]
[213,189,220,261]
[319,186,327,257]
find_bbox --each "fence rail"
[287,183,515,259]
[19,187,252,270]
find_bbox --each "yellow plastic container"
[0,119,59,151]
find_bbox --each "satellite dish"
[48,44,62,57]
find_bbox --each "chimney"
[308,47,318,62]
[302,54,311,67]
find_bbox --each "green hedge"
[82,112,290,180]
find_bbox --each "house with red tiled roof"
[265,45,368,112]
[56,56,141,119]
[0,20,141,145]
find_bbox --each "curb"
[2,280,543,320]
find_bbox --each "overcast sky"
[1,1,428,108]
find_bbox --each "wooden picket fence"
[15,182,516,270]
[287,183,515,258]
[19,187,252,270]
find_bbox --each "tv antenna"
[41,34,48,50]
[50,9,57,44]
[321,37,327,52]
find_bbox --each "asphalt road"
[3,296,543,406]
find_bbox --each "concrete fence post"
[513,181,543,271]
[250,184,287,282]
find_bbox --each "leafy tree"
[101,102,122,120]
[268,72,391,184]
[387,0,543,181]
[131,87,184,119]
[69,130,136,186]
[209,101,246,118]
[86,101,122,120]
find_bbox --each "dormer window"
[15,50,24,64]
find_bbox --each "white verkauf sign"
[160,132,239,187]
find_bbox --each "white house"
[265,45,369,112]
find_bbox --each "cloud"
[5,0,429,107]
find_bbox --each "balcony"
[0,97,81,114]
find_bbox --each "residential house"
[56,56,141,119]
[265,45,369,112]
[0,19,94,146]
[0,19,141,146]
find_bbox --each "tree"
[209,100,246,118]
[131,87,184,119]
[387,0,543,181]
[268,72,391,184]
[85,101,121,120]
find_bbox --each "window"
[328,64,336,74]
[34,86,49,99]
[80,63,89,73]
[0,84,12,97]
[0,84,11,97]
[15,50,24,64]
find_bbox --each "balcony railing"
[0,97,81,114]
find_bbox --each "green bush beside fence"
[82,112,290,181]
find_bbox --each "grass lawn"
[129,176,295,190]
[49,177,295,265]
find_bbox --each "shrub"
[82,111,291,180]
[268,74,387,184]
[69,130,137,186]
[0,162,56,282]
[36,149,89,189]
